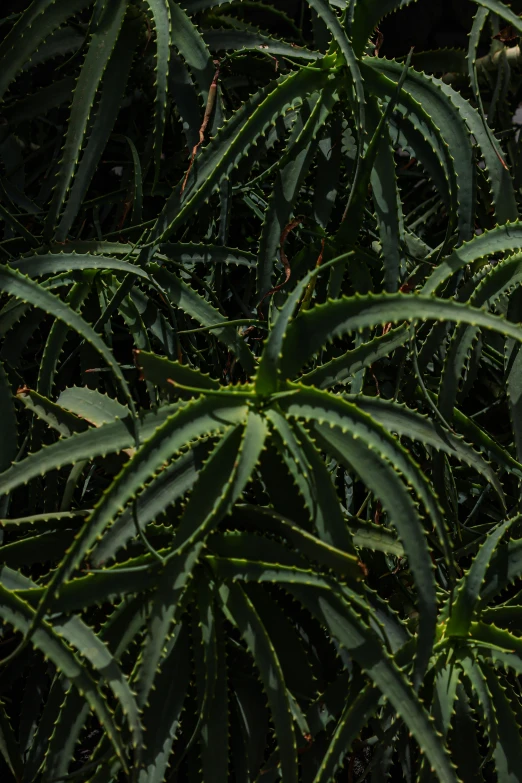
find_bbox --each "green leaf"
[45,0,128,236]
[473,0,522,35]
[199,615,229,783]
[150,66,328,242]
[310,418,438,687]
[446,519,515,636]
[351,0,418,57]
[288,585,457,782]
[137,624,191,783]
[219,581,299,783]
[144,0,172,187]
[236,505,362,580]
[56,386,130,426]
[37,280,90,398]
[266,410,356,555]
[366,59,475,242]
[303,0,365,137]
[312,685,380,783]
[257,86,337,298]
[0,699,23,782]
[90,441,212,566]
[282,293,522,380]
[151,265,256,374]
[0,266,136,417]
[203,28,321,61]
[17,387,90,437]
[480,663,522,782]
[29,398,249,639]
[0,584,131,774]
[301,326,409,389]
[0,360,16,474]
[0,0,93,100]
[55,10,141,240]
[369,57,517,226]
[423,222,522,295]
[134,349,219,393]
[348,394,504,504]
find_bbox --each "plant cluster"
[3,0,522,780]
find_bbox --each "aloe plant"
[2,0,522,780]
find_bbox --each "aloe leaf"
[170,0,216,103]
[451,683,485,782]
[266,409,355,555]
[310,420,437,687]
[90,440,212,566]
[134,410,264,710]
[473,0,522,34]
[159,242,257,268]
[468,8,490,115]
[481,537,522,603]
[313,685,380,783]
[245,584,317,701]
[480,662,522,780]
[34,598,146,782]
[0,360,16,475]
[369,57,518,225]
[150,66,328,243]
[0,0,93,100]
[150,265,256,373]
[0,404,182,498]
[37,280,90,398]
[0,584,130,774]
[350,519,405,557]
[0,699,22,782]
[288,585,456,782]
[366,59,475,241]
[137,624,191,783]
[189,579,218,760]
[134,349,219,393]
[55,11,141,240]
[10,251,153,281]
[282,293,522,380]
[469,621,522,674]
[370,102,404,293]
[438,253,522,423]
[301,326,409,389]
[44,0,128,237]
[256,85,337,297]
[2,76,75,127]
[357,64,455,219]
[17,387,89,439]
[50,613,142,759]
[351,0,418,57]
[200,615,229,783]
[172,410,267,555]
[348,394,504,503]
[423,222,522,294]
[447,519,515,636]
[30,398,248,637]
[57,386,130,426]
[0,265,135,415]
[304,0,364,138]
[219,581,299,783]
[278,386,450,562]
[142,0,171,188]
[507,342,522,470]
[256,250,355,396]
[203,28,320,60]
[1,511,88,531]
[236,504,362,580]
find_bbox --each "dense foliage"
[4,0,522,780]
